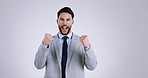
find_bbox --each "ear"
[72,19,74,24]
[56,19,58,24]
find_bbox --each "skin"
[57,12,74,36]
[43,12,90,48]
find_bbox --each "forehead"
[59,12,72,19]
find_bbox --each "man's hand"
[80,35,90,48]
[42,34,53,46]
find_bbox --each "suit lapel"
[53,33,78,70]
[66,34,76,68]
[53,35,61,69]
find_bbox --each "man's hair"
[57,7,74,19]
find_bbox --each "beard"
[59,25,71,35]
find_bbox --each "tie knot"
[62,36,68,41]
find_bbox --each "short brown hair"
[57,7,74,19]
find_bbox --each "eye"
[67,18,71,21]
[60,18,64,21]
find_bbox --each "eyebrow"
[60,17,71,20]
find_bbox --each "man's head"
[57,7,74,35]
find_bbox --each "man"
[34,7,97,78]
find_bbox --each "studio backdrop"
[0,0,148,78]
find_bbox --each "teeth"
[63,26,67,29]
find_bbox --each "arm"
[80,35,97,70]
[84,45,97,70]
[34,43,49,69]
[34,34,53,69]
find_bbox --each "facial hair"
[59,25,71,35]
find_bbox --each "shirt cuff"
[44,45,49,48]
[42,42,49,48]
[84,44,91,51]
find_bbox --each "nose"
[63,20,67,25]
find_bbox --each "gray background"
[0,0,148,78]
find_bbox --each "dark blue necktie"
[61,36,68,78]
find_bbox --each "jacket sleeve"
[84,45,97,70]
[34,43,49,69]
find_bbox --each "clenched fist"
[80,35,90,48]
[42,34,53,46]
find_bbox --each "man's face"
[57,12,74,35]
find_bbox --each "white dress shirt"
[57,32,73,59]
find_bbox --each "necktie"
[61,36,68,78]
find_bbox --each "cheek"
[67,22,73,26]
[57,22,62,26]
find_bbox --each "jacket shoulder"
[72,33,80,39]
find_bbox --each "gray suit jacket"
[34,33,97,78]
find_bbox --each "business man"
[34,7,97,78]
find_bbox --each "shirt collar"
[58,32,73,39]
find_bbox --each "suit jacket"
[34,33,97,78]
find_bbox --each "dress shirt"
[43,32,90,61]
[57,32,73,60]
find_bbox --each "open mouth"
[62,26,68,29]
[61,26,68,32]
[59,25,71,35]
